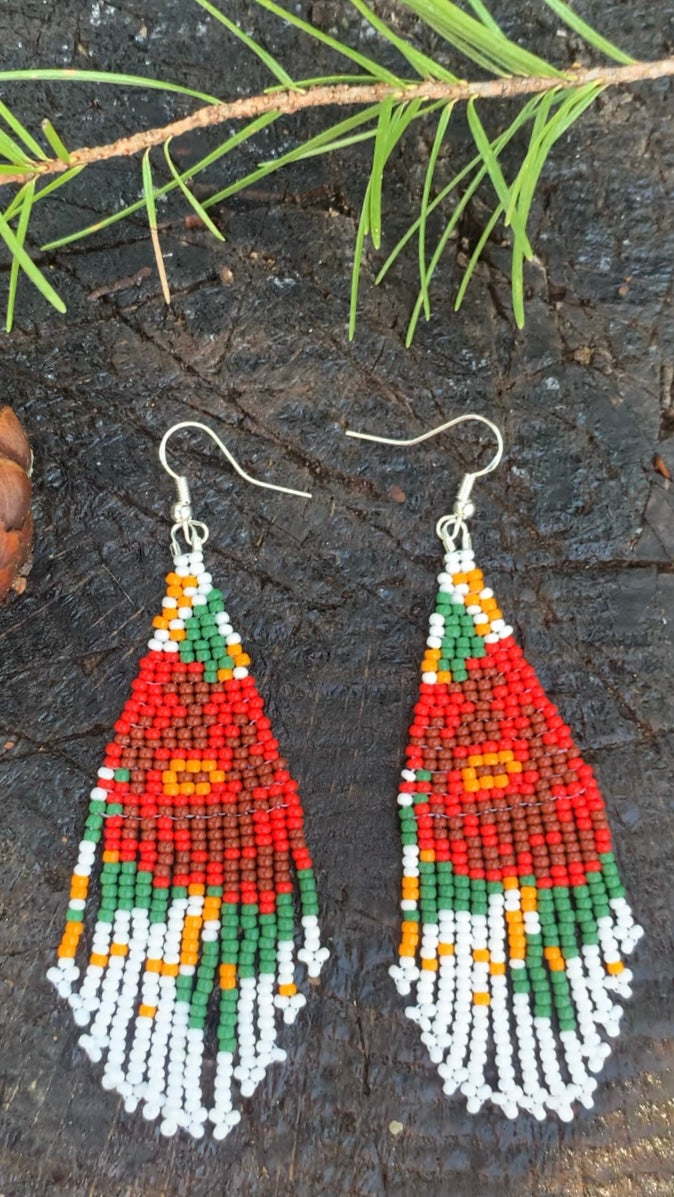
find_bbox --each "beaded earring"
[347,415,643,1122]
[48,421,327,1140]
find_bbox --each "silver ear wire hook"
[345,414,504,553]
[159,420,312,560]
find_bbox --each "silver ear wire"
[345,413,504,553]
[158,420,312,559]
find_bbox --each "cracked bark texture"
[0,2,673,1195]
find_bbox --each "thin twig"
[1,56,673,186]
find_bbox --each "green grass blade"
[0,69,222,106]
[142,149,171,303]
[541,0,635,64]
[41,112,279,249]
[400,0,561,77]
[41,119,71,163]
[163,137,225,239]
[349,0,458,80]
[251,0,404,83]
[0,206,65,312]
[0,100,46,160]
[6,178,35,331]
[454,201,503,311]
[192,0,296,86]
[466,98,533,257]
[418,102,453,319]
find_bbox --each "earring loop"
[158,420,312,559]
[345,413,504,554]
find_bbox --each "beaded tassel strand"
[48,547,327,1138]
[390,543,643,1120]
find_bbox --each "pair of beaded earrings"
[48,414,643,1139]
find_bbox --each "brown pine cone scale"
[0,406,33,602]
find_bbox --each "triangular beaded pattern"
[390,545,643,1121]
[48,548,327,1139]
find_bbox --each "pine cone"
[0,406,33,602]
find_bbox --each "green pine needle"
[400,0,562,78]
[41,120,71,164]
[192,0,296,87]
[41,113,280,250]
[0,125,32,167]
[5,179,36,331]
[349,0,458,81]
[464,0,502,35]
[0,68,223,106]
[203,105,384,209]
[251,0,404,84]
[0,202,65,315]
[541,0,635,65]
[454,201,503,313]
[419,103,454,321]
[0,99,46,161]
[465,99,533,259]
[163,138,225,240]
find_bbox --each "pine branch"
[1,57,672,187]
[0,0,671,338]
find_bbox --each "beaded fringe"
[48,549,327,1139]
[390,546,643,1120]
